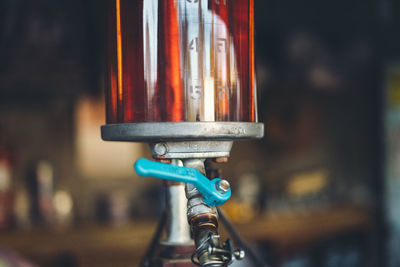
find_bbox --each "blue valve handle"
[134,158,231,207]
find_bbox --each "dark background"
[0,0,399,266]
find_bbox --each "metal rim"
[101,122,264,142]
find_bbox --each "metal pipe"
[165,159,192,244]
[165,183,192,244]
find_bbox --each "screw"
[234,249,245,260]
[153,143,168,156]
[216,180,230,194]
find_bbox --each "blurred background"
[0,0,399,266]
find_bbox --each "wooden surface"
[224,205,370,250]
[0,205,370,267]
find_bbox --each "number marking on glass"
[218,86,230,100]
[189,37,226,53]
[189,38,200,52]
[190,85,203,100]
[189,85,229,101]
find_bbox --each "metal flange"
[101,122,264,142]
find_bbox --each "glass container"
[105,0,256,123]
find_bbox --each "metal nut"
[153,143,168,156]
[216,180,230,194]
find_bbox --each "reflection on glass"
[106,0,256,123]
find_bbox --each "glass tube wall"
[106,0,257,123]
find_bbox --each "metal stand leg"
[140,211,167,267]
[164,164,192,244]
[140,168,196,266]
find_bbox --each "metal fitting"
[151,141,233,159]
[234,249,246,260]
[182,159,225,266]
[153,143,168,156]
[183,159,217,221]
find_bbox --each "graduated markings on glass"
[187,37,231,101]
[189,85,230,101]
[189,38,228,53]
[184,0,233,121]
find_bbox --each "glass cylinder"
[105,0,256,123]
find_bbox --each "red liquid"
[106,0,256,123]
